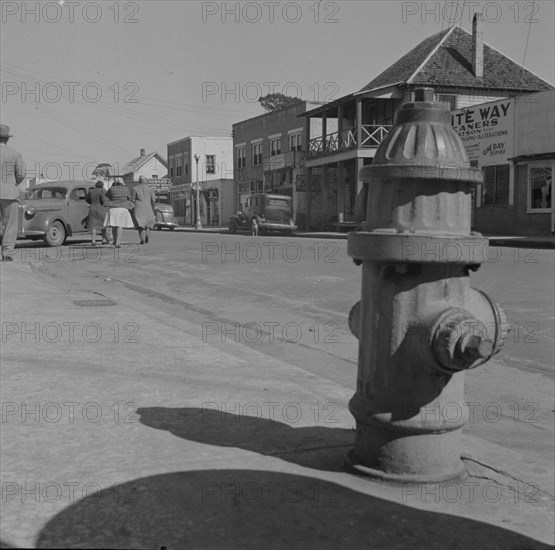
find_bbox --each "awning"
[509,152,555,162]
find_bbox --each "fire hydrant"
[347,88,507,482]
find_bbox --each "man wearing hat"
[0,124,26,261]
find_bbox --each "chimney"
[140,148,145,157]
[472,13,484,78]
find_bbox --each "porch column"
[322,113,327,154]
[356,97,362,148]
[356,157,364,196]
[354,157,366,224]
[306,167,312,230]
[305,117,312,230]
[338,104,343,150]
[322,166,328,225]
[337,161,345,222]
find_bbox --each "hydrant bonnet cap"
[361,99,482,184]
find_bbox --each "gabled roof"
[121,151,167,174]
[358,26,553,94]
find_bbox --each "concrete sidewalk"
[174,225,555,249]
[0,257,553,549]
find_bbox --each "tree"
[258,93,302,112]
[91,163,112,179]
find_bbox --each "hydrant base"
[346,449,468,484]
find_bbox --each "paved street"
[1,231,554,548]
[22,230,554,464]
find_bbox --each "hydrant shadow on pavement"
[136,406,355,473]
[34,469,552,550]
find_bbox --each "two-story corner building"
[232,100,327,229]
[167,136,233,226]
[302,14,553,231]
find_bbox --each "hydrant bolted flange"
[346,89,507,483]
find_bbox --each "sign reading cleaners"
[451,98,514,166]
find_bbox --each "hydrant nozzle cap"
[475,339,494,358]
[431,309,499,372]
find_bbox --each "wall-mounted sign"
[148,178,173,191]
[451,98,515,167]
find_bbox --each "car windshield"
[27,187,67,199]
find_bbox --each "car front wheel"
[44,221,66,247]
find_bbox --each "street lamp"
[194,153,202,230]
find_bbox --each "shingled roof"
[358,26,553,94]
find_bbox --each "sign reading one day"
[451,98,514,166]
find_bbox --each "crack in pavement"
[463,456,555,501]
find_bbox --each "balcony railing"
[308,125,392,158]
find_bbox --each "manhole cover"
[73,299,117,307]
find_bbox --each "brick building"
[232,100,327,229]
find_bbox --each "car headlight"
[25,206,36,216]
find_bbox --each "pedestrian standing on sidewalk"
[85,181,110,246]
[0,124,26,262]
[131,175,156,244]
[104,178,135,248]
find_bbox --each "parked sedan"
[228,193,297,236]
[153,203,179,231]
[18,181,95,246]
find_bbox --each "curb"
[172,227,555,248]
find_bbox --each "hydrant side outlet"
[346,91,507,483]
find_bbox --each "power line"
[1,65,239,136]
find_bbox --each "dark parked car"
[18,181,94,246]
[154,203,178,230]
[228,193,297,236]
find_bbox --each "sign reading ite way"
[451,98,515,167]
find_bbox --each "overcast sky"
[2,0,554,180]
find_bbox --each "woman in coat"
[85,181,110,246]
[131,176,156,244]
[104,178,135,248]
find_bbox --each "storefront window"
[482,164,509,206]
[249,180,263,194]
[528,163,552,212]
